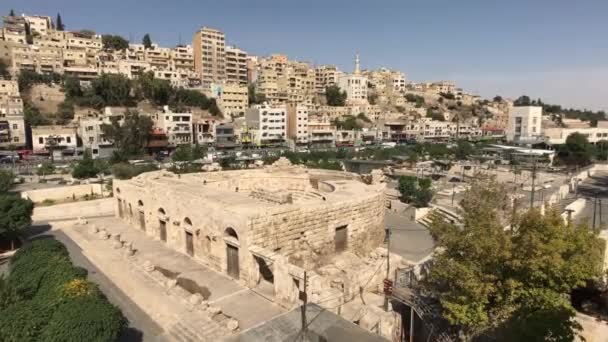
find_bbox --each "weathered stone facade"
[113,165,386,309]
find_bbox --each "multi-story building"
[308,116,335,147]
[171,45,195,73]
[23,15,53,36]
[506,106,543,143]
[192,27,225,88]
[192,115,219,146]
[287,104,309,145]
[152,106,193,147]
[315,65,342,94]
[225,46,247,86]
[214,83,248,117]
[144,44,171,71]
[0,80,25,149]
[31,125,78,155]
[215,122,237,149]
[78,117,114,158]
[245,103,287,146]
[338,54,368,105]
[2,15,26,44]
[246,55,258,83]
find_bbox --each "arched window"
[137,200,144,207]
[184,217,193,227]
[116,187,121,194]
[224,227,238,240]
[158,208,166,216]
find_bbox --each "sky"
[3,0,607,111]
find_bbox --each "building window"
[67,137,71,143]
[12,124,17,129]
[38,137,43,144]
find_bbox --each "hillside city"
[0,9,607,342]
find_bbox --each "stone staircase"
[418,205,462,228]
[163,315,225,342]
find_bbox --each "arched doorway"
[117,198,123,218]
[184,218,194,256]
[137,200,145,231]
[224,228,239,279]
[157,208,167,242]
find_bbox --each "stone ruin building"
[113,161,398,335]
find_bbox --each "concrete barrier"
[22,183,104,203]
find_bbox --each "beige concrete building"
[31,125,78,154]
[0,80,25,148]
[170,45,195,73]
[225,46,247,86]
[113,165,385,310]
[216,83,248,117]
[23,15,53,36]
[338,54,368,105]
[286,103,309,145]
[315,65,342,94]
[192,27,225,88]
[151,106,193,147]
[2,16,26,44]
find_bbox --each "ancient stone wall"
[247,190,386,269]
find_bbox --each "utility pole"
[383,227,391,311]
[451,183,456,206]
[300,271,307,342]
[530,158,537,208]
[593,195,598,230]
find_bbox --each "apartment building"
[78,117,114,158]
[192,27,225,88]
[246,55,258,83]
[0,80,25,148]
[215,83,248,117]
[144,44,171,71]
[287,104,309,145]
[338,54,368,105]
[215,122,236,149]
[192,115,219,146]
[365,68,406,93]
[32,126,78,155]
[152,106,193,147]
[23,15,53,36]
[171,45,195,73]
[308,116,335,147]
[506,106,543,143]
[225,46,247,85]
[2,16,26,44]
[315,65,343,94]
[245,103,287,146]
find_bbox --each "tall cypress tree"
[9,9,15,16]
[56,13,64,31]
[142,33,152,49]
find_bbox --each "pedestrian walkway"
[57,216,285,341]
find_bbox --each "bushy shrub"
[111,163,158,180]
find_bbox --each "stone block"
[188,293,204,305]
[207,305,222,315]
[165,279,177,289]
[112,240,123,249]
[142,260,155,272]
[226,318,239,331]
[97,230,109,240]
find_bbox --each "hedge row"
[0,239,127,341]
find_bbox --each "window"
[12,124,17,129]
[38,137,43,144]
[66,137,71,143]
[13,137,18,142]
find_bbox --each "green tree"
[397,176,417,202]
[0,195,33,249]
[248,84,266,105]
[558,132,594,166]
[72,150,99,179]
[101,34,129,50]
[36,162,55,177]
[325,85,347,106]
[0,169,13,193]
[423,178,603,341]
[24,103,51,126]
[56,101,75,124]
[455,140,475,160]
[142,33,152,49]
[493,95,503,102]
[55,13,64,31]
[356,112,371,123]
[9,9,15,16]
[101,110,153,162]
[62,76,82,98]
[513,95,531,106]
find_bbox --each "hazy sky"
[3,0,607,111]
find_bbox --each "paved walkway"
[57,216,285,341]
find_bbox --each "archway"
[137,200,145,231]
[225,227,239,279]
[157,208,167,242]
[184,218,194,256]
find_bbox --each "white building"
[245,103,287,146]
[287,104,309,145]
[506,106,543,143]
[31,126,78,155]
[337,54,368,105]
[544,121,608,145]
[23,15,53,36]
[152,107,193,147]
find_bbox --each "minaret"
[354,53,360,75]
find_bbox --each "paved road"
[385,212,435,263]
[26,225,167,342]
[575,172,608,229]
